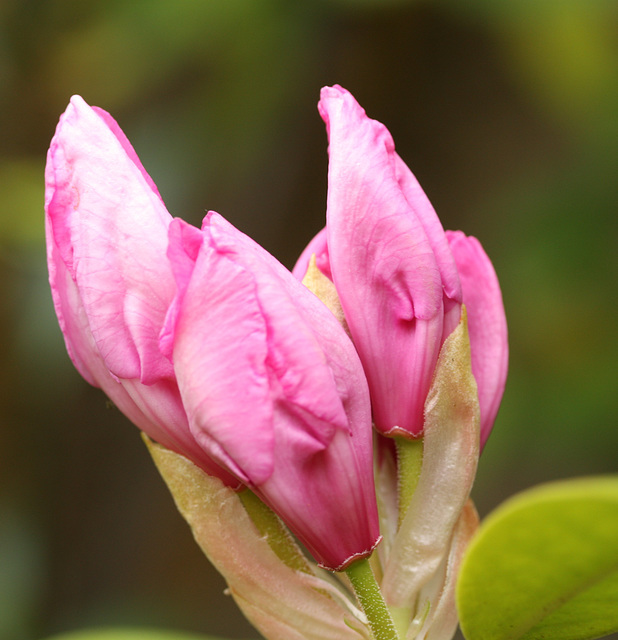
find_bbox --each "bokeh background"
[1,1,617,639]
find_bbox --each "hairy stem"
[395,437,424,526]
[345,557,401,640]
[239,489,310,573]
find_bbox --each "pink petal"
[91,106,165,205]
[46,226,106,387]
[394,154,463,340]
[45,97,239,487]
[262,425,381,571]
[159,217,203,361]
[170,212,380,569]
[171,212,354,484]
[321,86,443,322]
[446,231,508,447]
[319,85,445,436]
[47,224,236,484]
[167,215,275,484]
[45,95,175,385]
[393,154,461,305]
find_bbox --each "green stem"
[345,558,401,640]
[239,489,310,573]
[395,437,424,526]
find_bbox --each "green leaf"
[42,629,228,640]
[457,476,618,640]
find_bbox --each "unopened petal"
[393,155,461,306]
[91,106,165,205]
[261,423,381,571]
[319,85,445,436]
[169,218,275,485]
[171,211,380,569]
[446,231,508,448]
[45,97,238,488]
[45,95,175,385]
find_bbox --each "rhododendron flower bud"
[298,85,463,438]
[45,95,236,486]
[446,231,508,448]
[294,86,508,445]
[162,212,380,570]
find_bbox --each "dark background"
[1,1,617,639]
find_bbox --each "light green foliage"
[457,476,618,640]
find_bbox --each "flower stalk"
[239,489,311,574]
[345,558,401,640]
[395,437,424,526]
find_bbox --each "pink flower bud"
[446,231,508,448]
[295,86,507,444]
[161,211,380,570]
[45,96,380,570]
[309,85,462,438]
[45,95,236,486]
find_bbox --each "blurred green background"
[1,1,617,639]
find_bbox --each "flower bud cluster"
[45,86,507,640]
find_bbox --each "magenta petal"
[262,425,381,571]
[173,212,354,483]
[321,86,443,322]
[170,211,380,569]
[394,154,461,305]
[394,154,463,341]
[46,227,108,387]
[446,231,508,447]
[48,220,237,485]
[169,220,275,484]
[91,106,165,204]
[319,85,446,436]
[159,217,203,361]
[45,95,175,385]
[45,97,238,488]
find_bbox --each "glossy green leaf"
[43,629,228,640]
[457,476,618,640]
